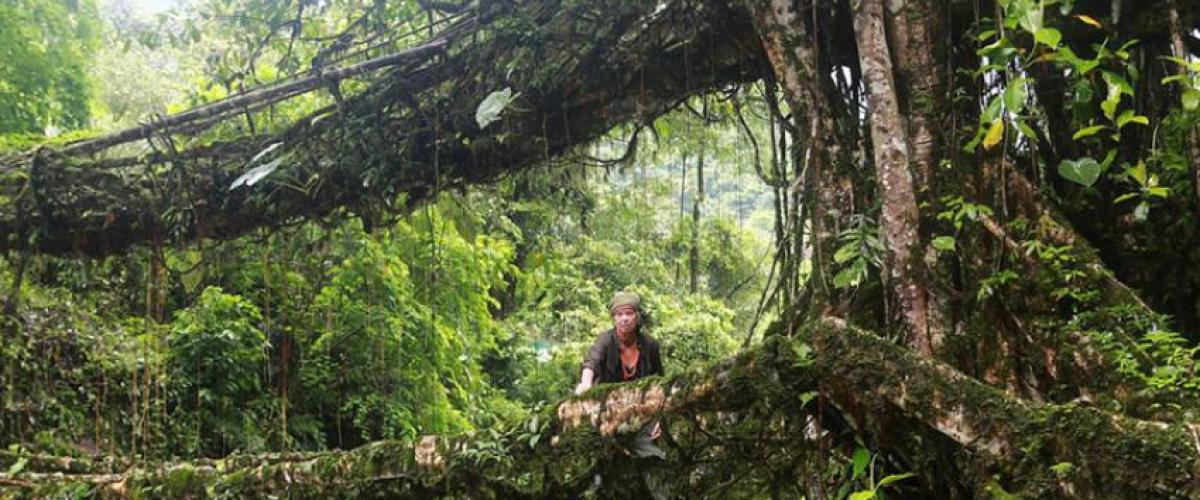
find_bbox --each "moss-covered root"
[7,321,1200,498]
[812,317,1200,499]
[0,341,803,499]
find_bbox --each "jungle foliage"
[0,0,771,469]
[7,0,1200,498]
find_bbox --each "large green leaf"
[1072,124,1107,140]
[1003,78,1028,114]
[834,242,859,264]
[852,447,870,479]
[1034,27,1062,48]
[475,87,520,129]
[932,236,956,252]
[832,260,867,289]
[1184,89,1200,111]
[1057,157,1104,187]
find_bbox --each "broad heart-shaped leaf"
[1057,157,1104,187]
[1017,2,1043,34]
[475,87,519,129]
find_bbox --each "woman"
[575,290,664,455]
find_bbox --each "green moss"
[0,130,99,155]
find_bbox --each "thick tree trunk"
[851,0,940,354]
[741,0,854,316]
[882,0,941,197]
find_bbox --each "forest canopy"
[4,0,1200,498]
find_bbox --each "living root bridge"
[5,319,1198,498]
[0,0,765,257]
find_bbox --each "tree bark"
[883,0,941,197]
[741,0,854,315]
[851,0,940,354]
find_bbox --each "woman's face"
[612,305,639,335]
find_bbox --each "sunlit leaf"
[1074,14,1103,29]
[1183,89,1200,111]
[7,457,27,475]
[1015,121,1039,142]
[1116,110,1149,129]
[1072,125,1107,140]
[1134,201,1150,221]
[1161,74,1189,85]
[834,242,859,264]
[1034,27,1062,48]
[982,119,1005,149]
[1127,162,1148,185]
[832,261,866,289]
[877,472,917,488]
[981,95,1003,124]
[249,142,282,163]
[1147,186,1171,198]
[1101,93,1120,120]
[1018,4,1043,34]
[1102,71,1134,96]
[1113,192,1139,204]
[476,87,520,129]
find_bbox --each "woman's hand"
[649,421,662,440]
[575,368,595,395]
[574,381,592,395]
